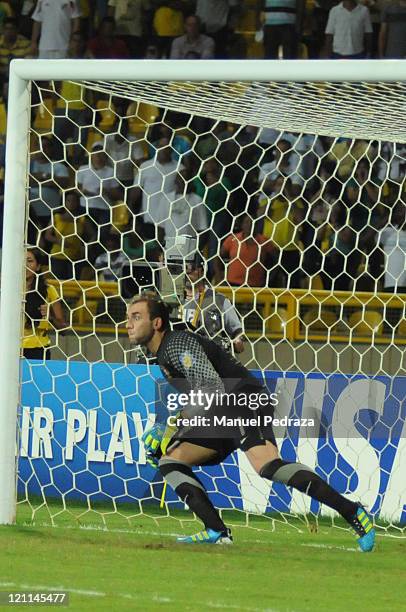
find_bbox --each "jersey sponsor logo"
[179,351,194,369]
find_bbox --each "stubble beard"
[130,326,154,348]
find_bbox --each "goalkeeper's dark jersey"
[156,329,263,395]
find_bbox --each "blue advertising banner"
[20,361,406,524]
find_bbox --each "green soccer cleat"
[350,506,376,552]
[177,528,233,545]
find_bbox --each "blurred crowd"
[24,103,406,295]
[0,0,403,299]
[0,0,403,76]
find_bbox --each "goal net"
[0,60,405,537]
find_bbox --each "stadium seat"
[246,36,264,59]
[303,307,337,332]
[96,99,116,132]
[237,3,256,32]
[72,295,98,325]
[127,102,160,135]
[33,98,55,133]
[112,201,130,231]
[348,310,383,335]
[267,307,288,334]
[309,275,324,290]
[397,319,406,336]
[86,129,104,151]
[73,284,114,325]
[0,101,6,136]
[299,43,309,59]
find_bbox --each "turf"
[0,502,405,612]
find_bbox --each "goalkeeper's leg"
[246,442,375,552]
[159,442,233,544]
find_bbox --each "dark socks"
[260,459,358,521]
[176,483,227,533]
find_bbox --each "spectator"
[20,0,36,38]
[258,196,306,288]
[95,0,110,24]
[157,169,208,242]
[95,227,131,282]
[301,197,337,285]
[346,157,379,235]
[77,141,122,224]
[45,190,96,280]
[122,218,162,260]
[128,136,182,233]
[29,137,70,242]
[24,247,66,360]
[105,118,145,186]
[378,0,406,58]
[258,176,305,224]
[379,202,406,294]
[0,17,30,78]
[195,0,241,58]
[143,40,161,57]
[31,0,81,59]
[193,157,232,280]
[324,0,373,58]
[152,0,190,57]
[170,14,215,59]
[259,139,304,197]
[323,137,373,181]
[221,214,274,287]
[257,0,304,59]
[182,263,245,353]
[320,215,360,292]
[54,31,92,166]
[195,121,233,160]
[148,121,193,162]
[307,159,341,206]
[292,133,325,182]
[377,143,406,184]
[88,16,130,58]
[0,1,13,31]
[107,0,151,57]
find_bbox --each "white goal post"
[0,58,405,526]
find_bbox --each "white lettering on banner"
[238,377,299,514]
[65,409,87,461]
[291,378,325,516]
[332,379,384,511]
[31,407,54,459]
[87,410,106,463]
[132,413,154,465]
[380,418,406,523]
[20,406,148,464]
[20,406,31,458]
[106,412,133,464]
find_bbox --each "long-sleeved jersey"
[156,329,263,398]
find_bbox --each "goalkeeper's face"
[126,302,155,347]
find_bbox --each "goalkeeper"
[127,294,375,552]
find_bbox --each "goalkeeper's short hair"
[131,293,172,331]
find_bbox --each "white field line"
[0,582,104,597]
[22,520,280,545]
[21,520,363,550]
[300,542,358,553]
[0,582,287,611]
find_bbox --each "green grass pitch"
[0,502,405,611]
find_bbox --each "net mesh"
[19,76,406,535]
[74,79,406,142]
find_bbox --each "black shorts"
[167,409,277,466]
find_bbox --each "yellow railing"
[48,280,406,344]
